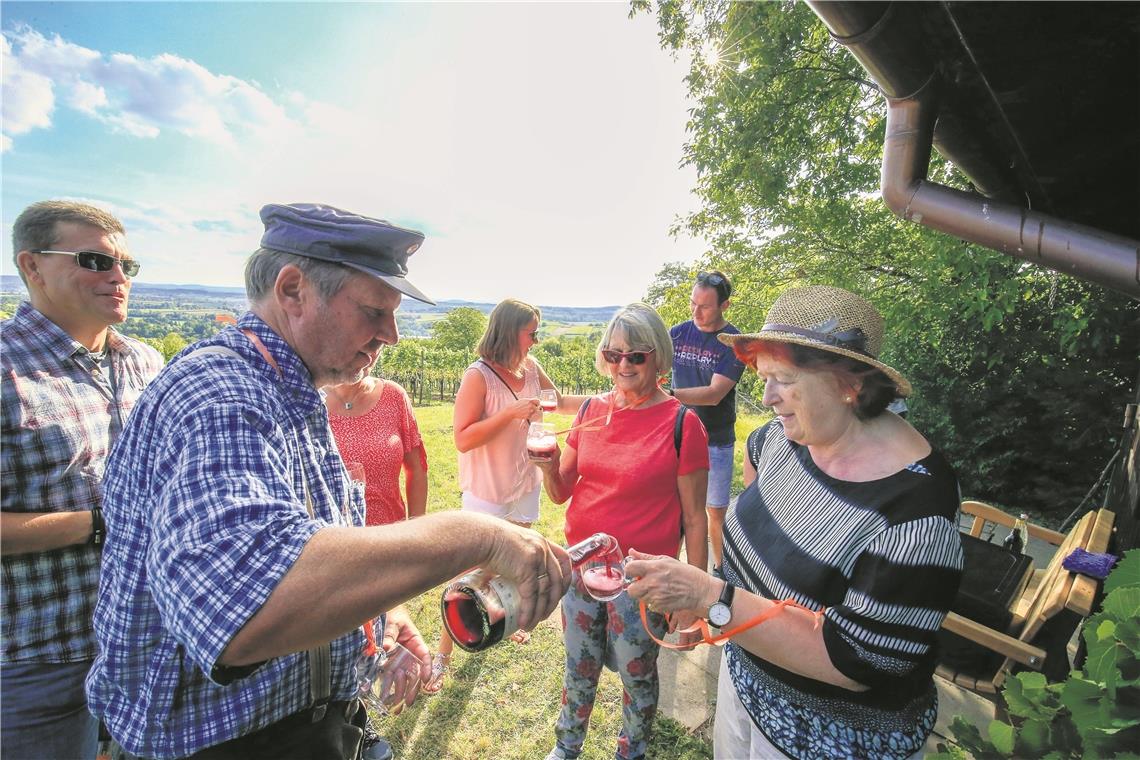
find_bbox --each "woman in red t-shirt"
[535,303,709,760]
[325,376,427,526]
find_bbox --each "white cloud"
[2,6,708,305]
[1,26,300,149]
[1,34,56,147]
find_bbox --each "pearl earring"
[844,396,852,403]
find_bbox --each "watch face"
[709,602,731,627]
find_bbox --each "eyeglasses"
[33,250,141,278]
[601,348,655,365]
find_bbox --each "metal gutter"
[805,1,1140,299]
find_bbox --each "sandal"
[509,629,531,645]
[421,653,450,694]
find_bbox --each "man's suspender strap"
[185,344,333,720]
[580,397,686,457]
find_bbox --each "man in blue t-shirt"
[669,271,746,572]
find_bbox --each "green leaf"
[1005,672,1060,721]
[1102,586,1140,621]
[988,719,1015,755]
[1060,676,1110,739]
[1104,549,1140,595]
[1016,716,1051,755]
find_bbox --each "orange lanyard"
[554,389,657,437]
[640,599,825,650]
[241,329,282,377]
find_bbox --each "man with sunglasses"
[2,200,163,759]
[669,270,746,574]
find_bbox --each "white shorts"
[461,486,541,524]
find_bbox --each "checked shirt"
[86,313,376,759]
[2,301,162,663]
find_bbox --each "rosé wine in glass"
[576,534,631,601]
[539,389,557,414]
[582,565,627,601]
[527,422,557,461]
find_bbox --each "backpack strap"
[673,404,687,459]
[581,396,685,458]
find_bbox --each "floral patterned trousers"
[553,572,669,760]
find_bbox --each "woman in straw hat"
[626,286,964,760]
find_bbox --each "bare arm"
[535,363,588,415]
[221,511,570,665]
[625,553,867,691]
[1,511,93,555]
[673,374,737,407]
[403,446,427,519]
[678,471,708,572]
[453,369,539,453]
[535,441,578,505]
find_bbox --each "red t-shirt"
[565,394,709,558]
[329,381,426,526]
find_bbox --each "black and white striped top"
[723,420,963,758]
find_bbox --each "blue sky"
[1,2,706,306]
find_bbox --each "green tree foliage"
[430,307,487,352]
[635,0,1139,514]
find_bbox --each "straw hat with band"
[718,285,911,397]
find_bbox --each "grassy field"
[373,402,769,760]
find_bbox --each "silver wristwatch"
[708,580,735,628]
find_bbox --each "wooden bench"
[935,501,1116,695]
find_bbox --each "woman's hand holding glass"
[506,397,542,422]
[624,549,722,617]
[359,642,425,716]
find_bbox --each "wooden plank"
[960,499,1065,545]
[941,613,1046,668]
[1066,509,1116,616]
[1018,511,1095,642]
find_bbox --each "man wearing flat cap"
[87,203,571,759]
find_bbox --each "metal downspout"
[807,1,1140,299]
[882,88,1140,299]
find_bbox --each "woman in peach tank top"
[424,298,585,692]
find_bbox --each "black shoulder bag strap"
[478,359,519,400]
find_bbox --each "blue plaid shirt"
[2,302,162,663]
[86,313,374,759]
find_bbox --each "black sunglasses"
[33,249,141,277]
[601,348,655,365]
[696,271,729,299]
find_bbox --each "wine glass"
[526,422,557,462]
[578,534,630,602]
[358,642,422,716]
[539,389,558,415]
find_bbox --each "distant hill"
[0,275,616,325]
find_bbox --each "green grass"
[375,403,768,759]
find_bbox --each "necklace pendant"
[344,402,353,410]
